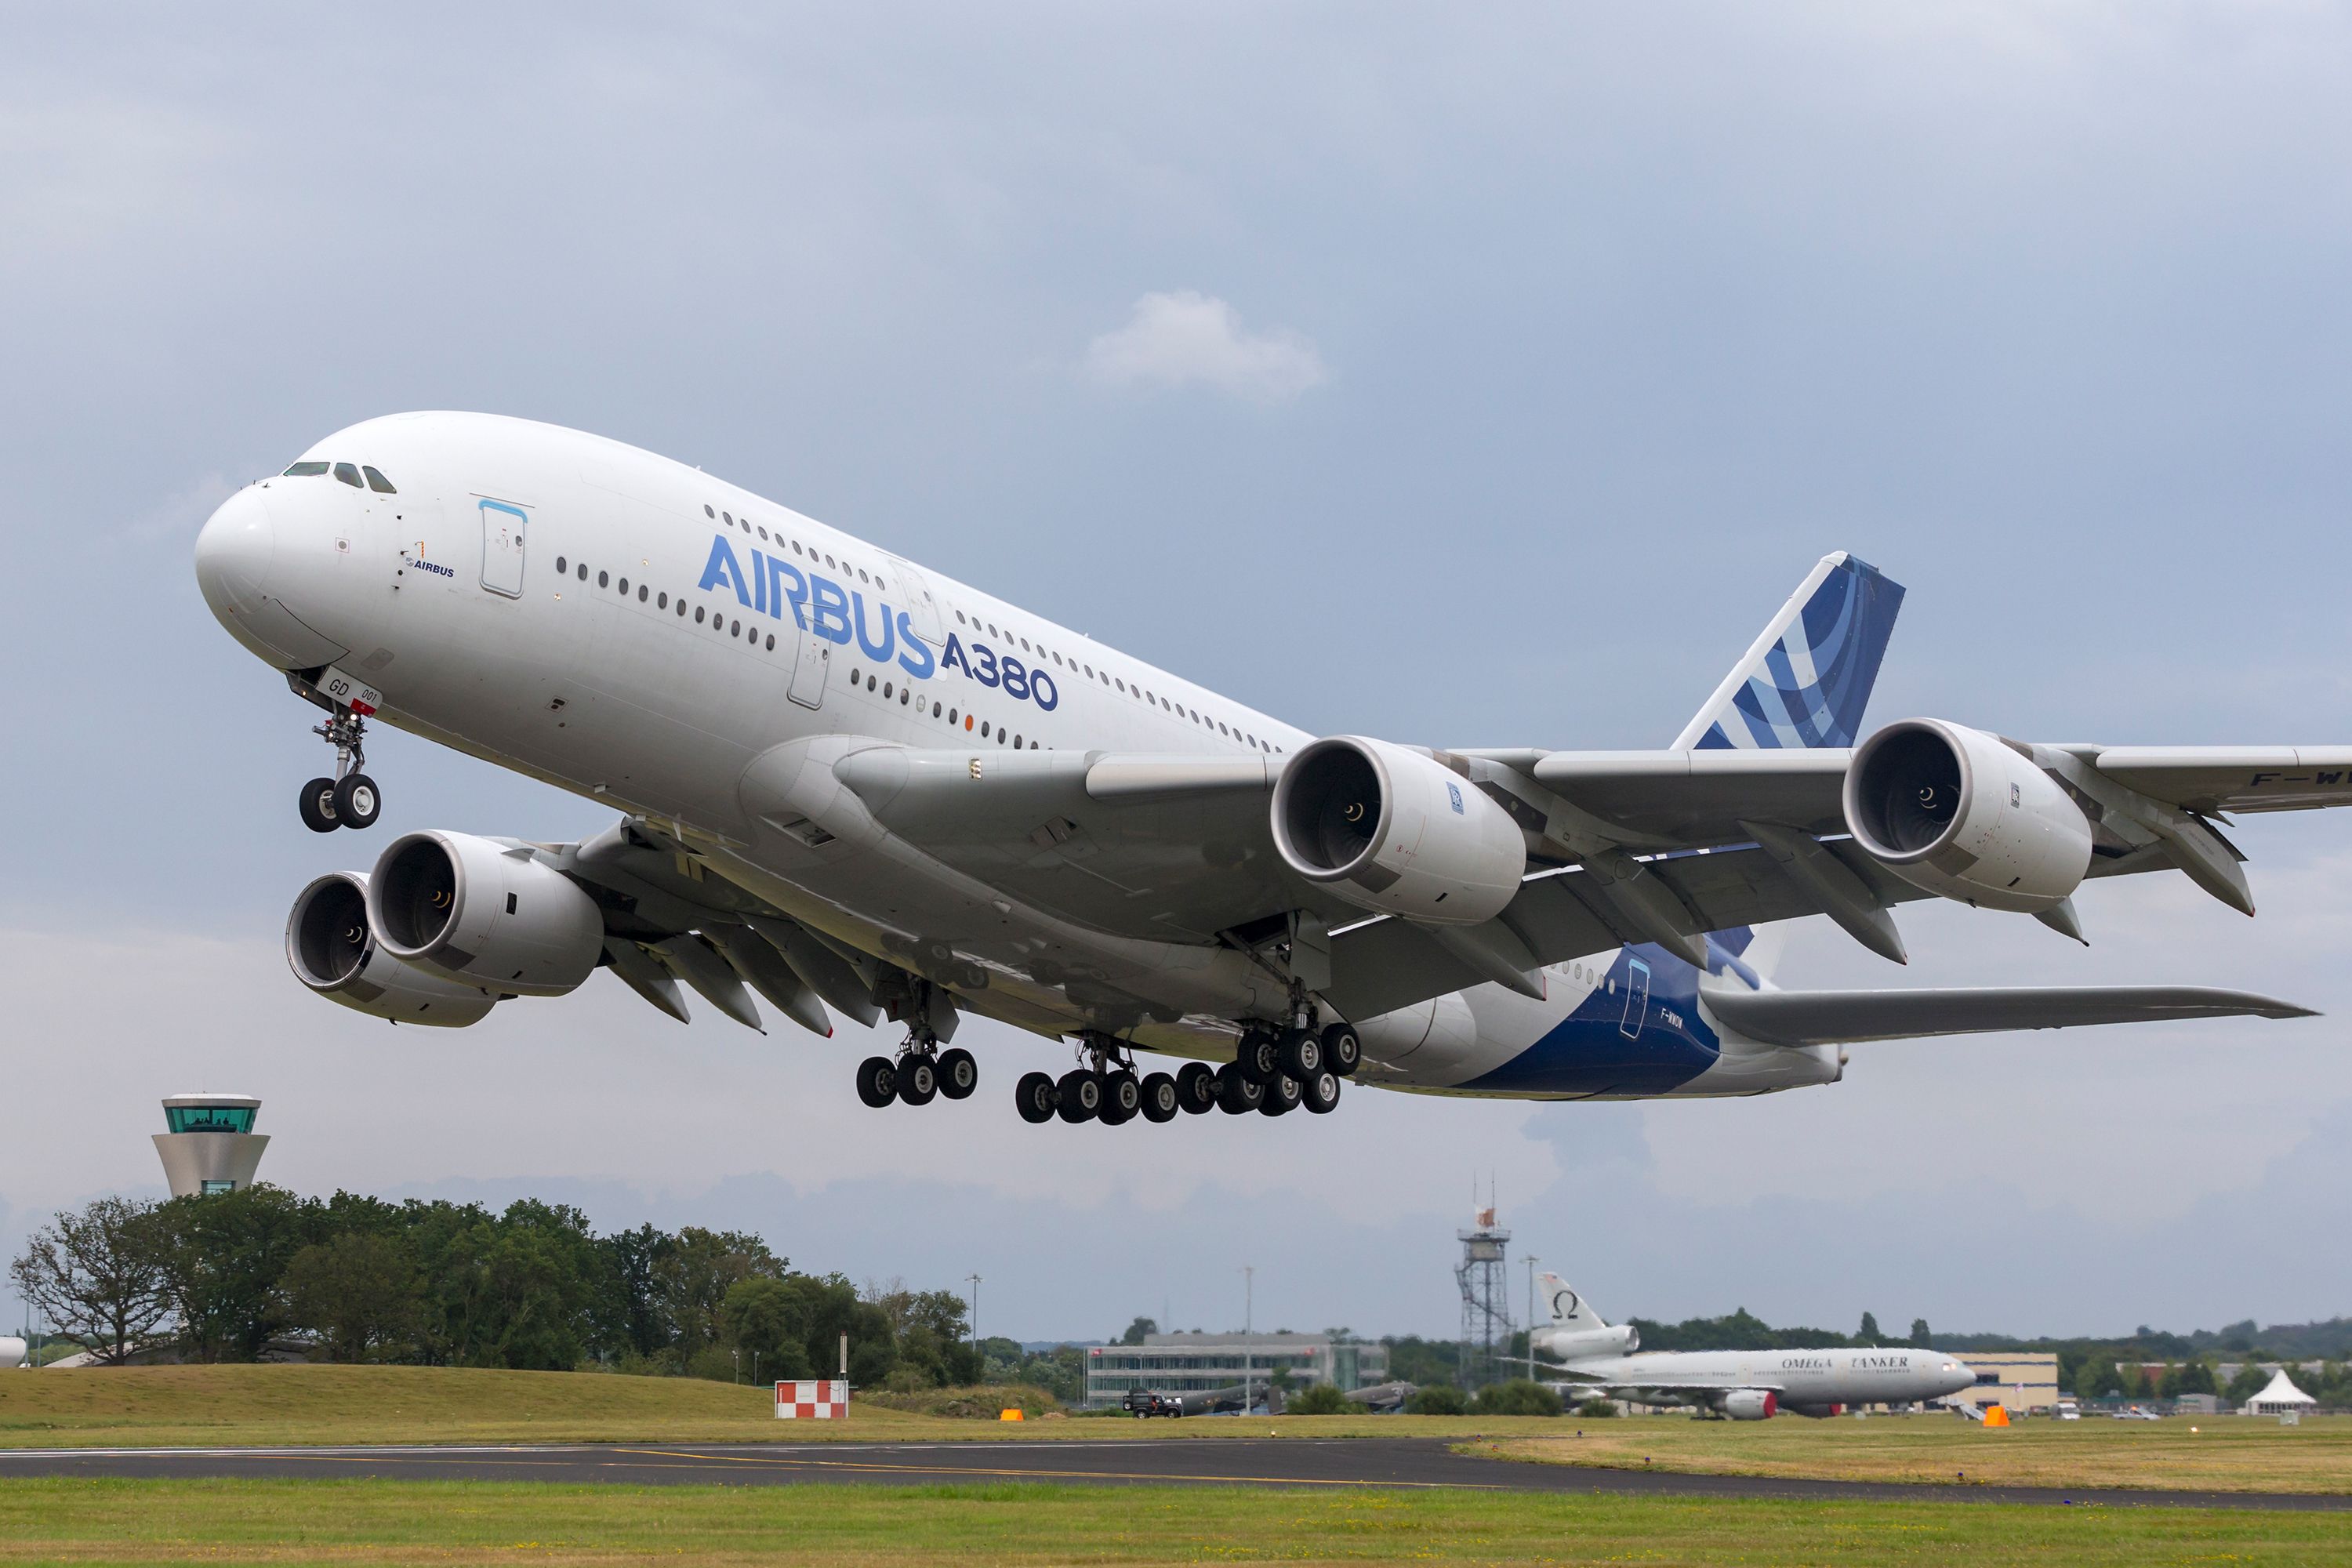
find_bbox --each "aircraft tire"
[1301,1070,1342,1114]
[855,1056,898,1109]
[1322,1022,1362,1077]
[299,777,341,833]
[1239,1032,1283,1083]
[1214,1063,1263,1115]
[332,772,382,829]
[1099,1071,1141,1125]
[897,1055,938,1106]
[937,1047,978,1100]
[1260,1074,1302,1116]
[1014,1071,1058,1124]
[1056,1069,1101,1123]
[1278,1029,1322,1080]
[1139,1072,1180,1123]
[1175,1062,1218,1114]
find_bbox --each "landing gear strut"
[299,707,381,833]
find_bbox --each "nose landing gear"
[298,706,381,833]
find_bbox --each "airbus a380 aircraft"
[194,412,2342,1127]
[1531,1273,1976,1418]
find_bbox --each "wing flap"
[1701,981,2315,1047]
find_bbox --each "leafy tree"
[719,1277,815,1382]
[281,1232,419,1362]
[1909,1319,1932,1346]
[152,1185,319,1361]
[1405,1384,1467,1416]
[1472,1379,1563,1417]
[595,1223,679,1361]
[2163,1359,2216,1397]
[1857,1312,1882,1343]
[1287,1381,1348,1415]
[2227,1363,2270,1404]
[2074,1355,2122,1398]
[1574,1397,1621,1418]
[8,1196,172,1363]
[1119,1316,1158,1346]
[658,1227,786,1363]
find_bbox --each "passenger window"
[765,633,775,649]
[617,577,628,593]
[705,505,715,517]
[695,607,706,623]
[333,463,363,488]
[281,461,329,477]
[577,564,588,581]
[598,571,610,588]
[724,512,734,524]
[361,465,397,494]
[758,526,769,540]
[956,611,967,624]
[980,720,990,737]
[637,585,648,602]
[556,556,568,574]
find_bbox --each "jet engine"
[367,829,605,996]
[1271,737,1526,925]
[1534,1324,1639,1361]
[1722,1388,1779,1421]
[1843,719,2093,913]
[285,872,499,1026]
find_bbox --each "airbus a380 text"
[193,412,2341,1127]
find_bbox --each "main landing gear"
[855,1024,978,1111]
[1014,1021,1359,1127]
[298,707,382,833]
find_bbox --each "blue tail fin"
[1673,552,1904,751]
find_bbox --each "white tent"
[2246,1370,2316,1414]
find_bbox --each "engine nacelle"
[1272,737,1526,926]
[367,830,605,997]
[1722,1388,1779,1421]
[1843,719,2093,914]
[285,873,499,1026]
[1536,1324,1639,1361]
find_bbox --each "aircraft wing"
[1699,981,2315,1047]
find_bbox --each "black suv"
[1121,1390,1180,1418]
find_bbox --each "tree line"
[9,1188,978,1388]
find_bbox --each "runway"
[0,1437,2342,1510]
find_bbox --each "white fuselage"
[194,412,1834,1095]
[1559,1346,1976,1410]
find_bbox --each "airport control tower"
[1455,1198,1511,1390]
[153,1094,268,1198]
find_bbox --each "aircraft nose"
[194,484,275,619]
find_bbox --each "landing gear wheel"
[1278,1029,1323,1080]
[937,1047,978,1100]
[855,1056,898,1109]
[1322,1022,1363,1077]
[1301,1069,1342,1114]
[897,1055,938,1106]
[1215,1063,1265,1115]
[1261,1074,1303,1116]
[331,772,381,829]
[1175,1062,1219,1115]
[1239,1030,1283,1083]
[1056,1069,1102,1123]
[1139,1073,1180,1123]
[1014,1071,1058,1124]
[298,777,341,833]
[1099,1071,1141,1126]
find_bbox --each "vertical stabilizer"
[1674,552,1904,751]
[1538,1272,1610,1330]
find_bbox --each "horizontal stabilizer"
[1702,982,2315,1047]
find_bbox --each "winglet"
[1675,553,1904,751]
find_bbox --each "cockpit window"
[332,463,364,488]
[361,465,397,494]
[282,461,330,477]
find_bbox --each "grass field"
[0,1478,2347,1567]
[1490,1411,2352,1495]
[0,1366,1552,1450]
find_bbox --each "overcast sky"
[4,3,2349,1344]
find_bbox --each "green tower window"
[166,1106,255,1134]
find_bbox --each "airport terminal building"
[1083,1332,1390,1410]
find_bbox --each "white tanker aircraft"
[193,412,2344,1126]
[1531,1273,1976,1418]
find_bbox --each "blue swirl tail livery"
[1675,552,1904,752]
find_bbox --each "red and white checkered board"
[775,1379,848,1419]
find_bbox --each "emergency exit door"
[479,499,528,597]
[1619,956,1651,1040]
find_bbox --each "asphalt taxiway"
[0,1437,2342,1510]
